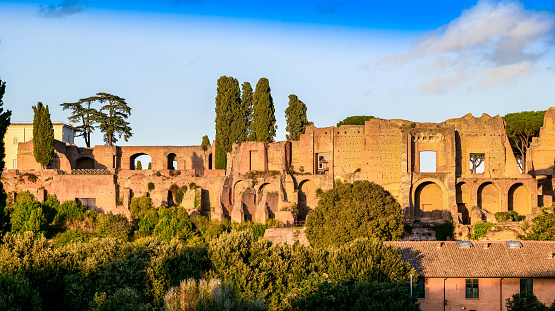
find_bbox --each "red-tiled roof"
[387,241,555,278]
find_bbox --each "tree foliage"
[0,274,42,311]
[242,82,255,141]
[32,102,54,168]
[285,94,310,141]
[503,110,545,172]
[306,180,404,248]
[336,115,375,127]
[61,96,98,147]
[215,76,245,169]
[201,135,210,152]
[0,79,12,234]
[506,291,555,311]
[136,160,142,170]
[252,78,277,142]
[95,93,133,146]
[523,205,555,240]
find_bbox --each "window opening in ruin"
[76,198,96,210]
[132,154,152,170]
[249,150,259,171]
[465,279,479,299]
[316,153,330,174]
[208,153,213,170]
[419,151,436,172]
[520,279,533,294]
[470,153,485,173]
[167,153,177,170]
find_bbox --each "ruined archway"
[130,153,152,170]
[208,153,213,170]
[242,188,256,222]
[167,153,177,170]
[478,182,500,213]
[414,181,445,220]
[509,183,530,216]
[259,183,278,218]
[298,180,317,221]
[456,182,470,224]
[76,157,94,169]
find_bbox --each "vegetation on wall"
[305,180,404,248]
[32,102,54,168]
[285,94,311,141]
[336,115,375,127]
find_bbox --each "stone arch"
[478,182,500,213]
[258,183,278,218]
[130,153,152,170]
[298,180,317,221]
[166,184,179,207]
[412,178,449,221]
[508,183,530,216]
[456,182,470,224]
[76,157,94,169]
[167,153,177,170]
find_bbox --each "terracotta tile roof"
[386,241,555,278]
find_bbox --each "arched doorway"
[456,182,470,224]
[130,153,152,170]
[415,181,444,220]
[259,183,278,218]
[478,182,500,213]
[167,153,177,170]
[509,183,530,216]
[76,157,94,169]
[298,180,317,221]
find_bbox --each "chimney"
[436,242,443,248]
[483,243,490,249]
[549,253,553,260]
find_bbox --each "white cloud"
[376,0,555,94]
[38,0,88,18]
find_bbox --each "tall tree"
[201,135,211,169]
[285,94,310,141]
[95,93,132,146]
[241,82,255,141]
[60,96,98,147]
[252,78,276,142]
[215,76,244,169]
[0,79,12,233]
[503,110,545,173]
[32,102,54,168]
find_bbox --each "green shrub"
[147,182,155,191]
[506,291,551,311]
[233,221,268,239]
[91,288,148,311]
[52,228,94,248]
[10,199,44,234]
[137,209,159,237]
[524,210,555,240]
[495,211,519,222]
[471,222,494,239]
[54,200,85,226]
[97,213,132,241]
[174,186,188,204]
[129,196,154,220]
[433,220,455,241]
[15,190,35,204]
[0,274,41,311]
[42,194,60,223]
[154,206,194,241]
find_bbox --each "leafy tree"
[506,291,550,311]
[54,200,85,226]
[154,206,194,241]
[10,198,45,234]
[215,76,245,169]
[503,110,545,172]
[201,135,210,152]
[91,288,148,311]
[242,82,255,141]
[336,115,375,127]
[0,79,12,233]
[252,78,277,142]
[61,96,98,147]
[285,94,310,141]
[136,160,142,170]
[0,274,42,311]
[96,213,132,241]
[95,93,133,146]
[32,102,54,168]
[524,205,555,240]
[306,180,404,248]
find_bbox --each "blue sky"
[1,0,554,147]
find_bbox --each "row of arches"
[128,152,213,170]
[414,180,531,224]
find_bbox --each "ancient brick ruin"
[4,108,554,225]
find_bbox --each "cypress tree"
[215,76,244,169]
[285,94,310,141]
[242,82,254,141]
[252,78,276,142]
[32,102,54,168]
[136,160,142,170]
[0,79,12,233]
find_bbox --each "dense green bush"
[10,198,44,234]
[470,221,495,239]
[91,288,148,311]
[0,274,42,311]
[97,213,132,241]
[495,211,519,222]
[54,200,85,226]
[154,206,194,241]
[52,228,94,248]
[306,180,404,248]
[506,291,555,311]
[524,207,555,240]
[129,196,154,220]
[164,278,267,311]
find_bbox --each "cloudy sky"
[0,0,554,147]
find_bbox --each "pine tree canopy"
[285,94,310,141]
[94,93,132,146]
[503,110,545,173]
[252,78,276,142]
[215,76,244,169]
[32,102,54,168]
[336,115,375,127]
[60,96,98,147]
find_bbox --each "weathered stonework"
[5,108,555,225]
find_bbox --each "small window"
[13,137,18,145]
[457,241,473,248]
[416,278,425,299]
[12,159,17,169]
[507,241,522,248]
[420,151,436,172]
[520,279,533,294]
[466,279,479,299]
[469,153,485,173]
